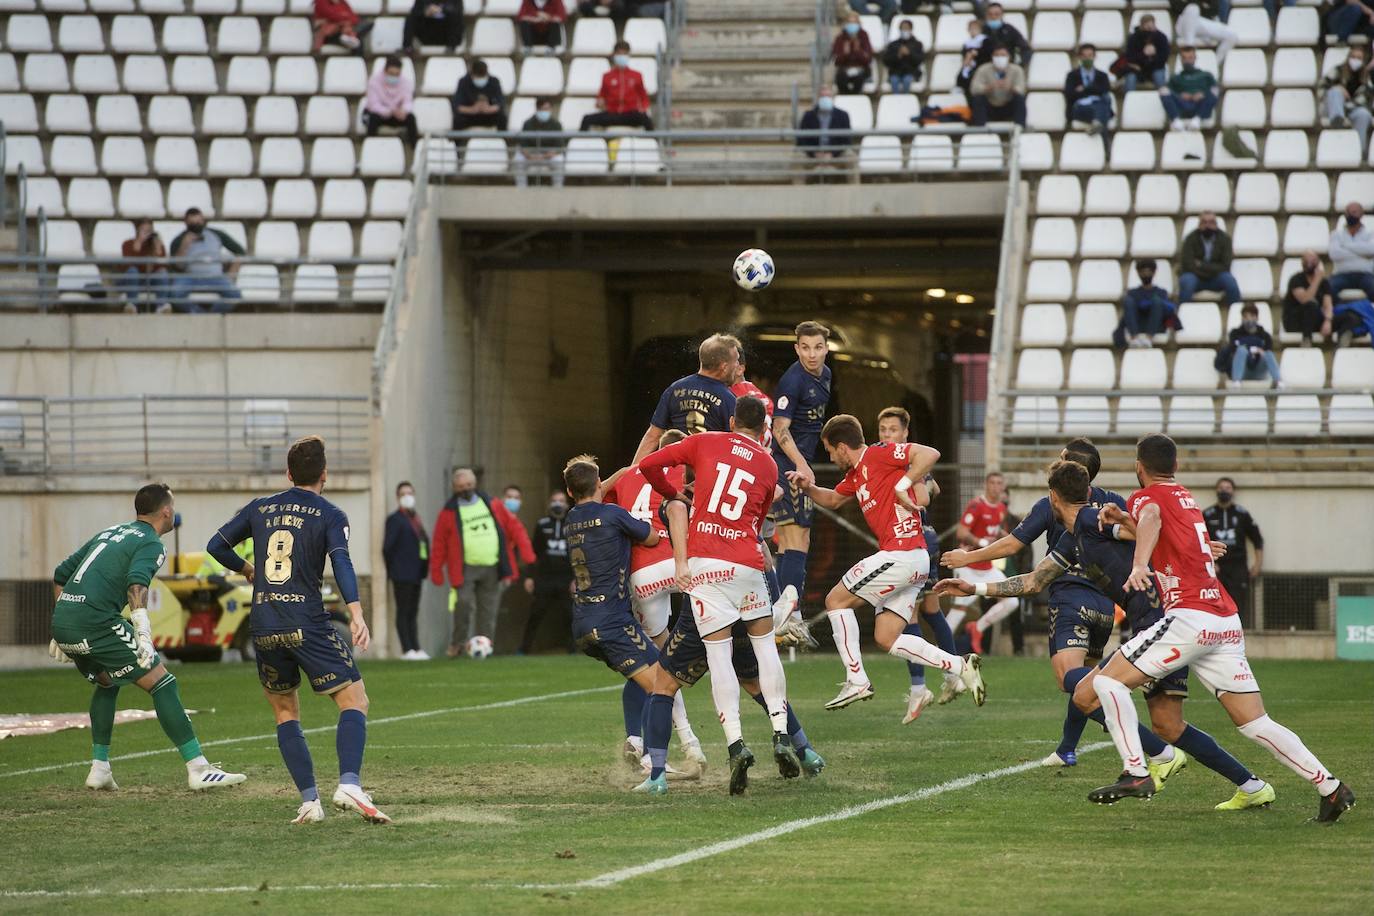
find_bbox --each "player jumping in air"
[1089,434,1354,821]
[945,472,1019,658]
[49,483,246,793]
[875,406,961,722]
[791,415,985,711]
[630,333,740,464]
[937,460,1275,810]
[208,436,386,825]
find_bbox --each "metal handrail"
[1006,387,1374,398]
[14,163,27,254]
[985,124,1023,467]
[0,120,7,228]
[371,128,431,411]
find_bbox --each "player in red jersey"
[792,415,986,711]
[1088,434,1354,821]
[639,396,798,787]
[948,472,1020,655]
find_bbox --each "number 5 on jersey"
[706,462,755,521]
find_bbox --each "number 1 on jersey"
[705,462,755,521]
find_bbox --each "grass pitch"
[1,654,1371,914]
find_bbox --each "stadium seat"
[1130,217,1177,258]
[1232,216,1278,257]
[1010,396,1059,437]
[413,96,452,133]
[1231,260,1275,300]
[1221,89,1266,129]
[1212,130,1259,170]
[1120,94,1165,131]
[367,17,405,54]
[1115,396,1163,435]
[353,265,393,303]
[1221,396,1269,435]
[1318,130,1363,169]
[163,15,208,54]
[44,220,86,257]
[1076,260,1124,301]
[1025,92,1065,132]
[271,179,318,218]
[91,221,129,257]
[92,95,139,135]
[858,136,903,175]
[359,220,402,258]
[275,56,320,95]
[1229,172,1279,214]
[1329,394,1374,435]
[1016,132,1054,172]
[1034,175,1081,216]
[206,103,257,141]
[308,137,356,177]
[101,136,148,176]
[933,14,974,52]
[1335,173,1374,209]
[303,96,351,135]
[1270,89,1315,129]
[58,16,104,53]
[1030,11,1077,50]
[7,14,53,52]
[1025,260,1072,302]
[320,178,368,218]
[1262,130,1310,170]
[147,96,194,135]
[57,264,103,300]
[1108,131,1156,171]
[3,135,44,175]
[461,137,509,175]
[253,96,300,135]
[1062,396,1111,435]
[319,58,365,97]
[958,134,1003,172]
[1332,349,1374,388]
[116,178,163,217]
[0,54,17,93]
[565,137,610,177]
[1228,8,1272,46]
[22,53,70,92]
[257,137,305,177]
[294,265,340,302]
[227,56,272,95]
[359,137,406,176]
[1221,49,1266,89]
[1079,217,1127,258]
[1067,349,1116,389]
[1275,6,1319,46]
[1027,53,1069,91]
[239,264,282,303]
[44,94,91,134]
[1015,349,1064,389]
[72,54,117,92]
[268,18,312,54]
[1070,303,1117,346]
[66,177,115,218]
[165,178,212,216]
[122,55,169,93]
[1226,302,1274,334]
[1018,304,1067,346]
[51,135,97,175]
[25,178,66,217]
[1167,396,1217,434]
[172,55,219,94]
[1059,134,1106,172]
[1283,173,1332,214]
[567,57,610,95]
[1171,304,1221,347]
[422,57,466,95]
[613,137,663,176]
[207,138,253,176]
[1030,218,1077,259]
[1270,49,1317,88]
[834,95,874,131]
[570,18,616,56]
[110,15,156,53]
[518,57,564,96]
[308,221,355,259]
[858,14,886,54]
[1284,216,1330,255]
[220,178,269,218]
[471,17,516,55]
[910,134,954,173]
[927,54,963,93]
[218,16,263,54]
[1133,175,1182,215]
[1119,349,1167,390]
[875,94,918,129]
[1160,132,1206,170]
[623,17,666,55]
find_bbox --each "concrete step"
[677,22,818,53]
[673,62,810,94]
[0,226,18,255]
[670,104,797,131]
[685,0,818,22]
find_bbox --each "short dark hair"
[503,484,522,496]
[735,395,767,433]
[877,406,910,430]
[471,59,489,77]
[659,428,687,449]
[396,480,413,496]
[1062,436,1102,482]
[1079,42,1097,54]
[536,95,554,107]
[133,217,153,230]
[1241,303,1259,318]
[1216,476,1236,489]
[134,483,173,516]
[821,414,865,450]
[184,207,202,219]
[287,435,327,486]
[563,454,600,501]
[986,2,1003,10]
[1136,434,1177,477]
[1047,460,1090,505]
[613,40,630,53]
[795,320,831,342]
[384,54,402,70]
[1135,258,1157,273]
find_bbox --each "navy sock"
[1174,723,1254,787]
[336,708,366,787]
[750,693,809,751]
[645,694,674,780]
[1055,667,1094,757]
[901,621,925,686]
[275,720,318,802]
[622,679,647,739]
[1086,706,1168,757]
[923,609,956,655]
[764,566,782,605]
[778,550,808,596]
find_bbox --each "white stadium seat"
[1233,172,1280,213]
[1130,217,1177,258]
[110,15,156,53]
[44,94,90,133]
[1063,396,1111,434]
[958,134,1003,172]
[1212,130,1259,170]
[207,138,253,176]
[1016,132,1055,172]
[1079,217,1127,258]
[1284,216,1331,255]
[1026,92,1065,132]
[1335,173,1374,210]
[1010,396,1059,437]
[1317,130,1363,170]
[163,15,209,53]
[360,137,406,176]
[1076,260,1124,301]
[422,57,467,95]
[1222,49,1266,89]
[227,56,272,95]
[1270,89,1315,129]
[93,95,140,134]
[310,137,357,176]
[51,135,98,175]
[858,136,903,175]
[1070,304,1118,346]
[58,16,104,53]
[3,135,44,175]
[253,96,300,135]
[7,14,53,52]
[148,96,194,135]
[875,94,919,129]
[1109,131,1156,172]
[1232,260,1275,300]
[25,178,67,217]
[1279,349,1327,389]
[239,265,281,303]
[1175,303,1223,345]
[1262,130,1310,170]
[1059,134,1106,172]
[1025,260,1072,302]
[320,179,368,218]
[571,18,616,56]
[1172,350,1222,391]
[833,95,873,131]
[1167,396,1217,434]
[323,56,368,95]
[1221,396,1270,436]
[470,17,516,55]
[1134,175,1182,215]
[268,18,313,54]
[613,137,663,176]
[565,137,610,177]
[1067,349,1117,389]
[933,14,974,52]
[1015,349,1064,389]
[1120,94,1165,131]
[0,55,17,93]
[66,177,115,218]
[1221,89,1266,129]
[172,56,219,94]
[566,57,609,95]
[1332,349,1374,388]
[360,221,402,258]
[271,179,318,218]
[304,96,351,135]
[1119,349,1167,390]
[220,178,268,218]
[1116,396,1163,435]
[116,178,164,218]
[308,221,355,258]
[1270,49,1316,88]
[44,220,86,258]
[154,137,201,176]
[274,56,320,95]
[1018,304,1067,346]
[1228,8,1272,47]
[122,55,169,93]
[910,134,954,173]
[1031,218,1077,259]
[1161,132,1207,170]
[1030,12,1077,51]
[1329,394,1374,435]
[1232,216,1279,257]
[1027,53,1069,91]
[461,138,509,175]
[1275,6,1319,46]
[294,265,340,302]
[257,137,305,177]
[101,136,148,175]
[624,18,667,55]
[1034,175,1081,216]
[23,54,71,92]
[218,17,263,54]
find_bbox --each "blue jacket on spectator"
[796,105,853,153]
[383,508,429,584]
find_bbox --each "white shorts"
[949,565,1006,607]
[1119,608,1259,697]
[630,558,678,638]
[685,558,770,637]
[842,549,930,624]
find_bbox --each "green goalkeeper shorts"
[51,618,161,687]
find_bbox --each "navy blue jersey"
[1011,486,1126,600]
[565,501,651,622]
[771,361,831,470]
[1048,507,1163,631]
[651,372,736,435]
[209,487,359,633]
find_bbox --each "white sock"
[704,638,743,745]
[945,608,966,631]
[1239,777,1267,794]
[888,632,964,676]
[749,632,791,734]
[771,586,797,629]
[1238,715,1340,796]
[976,597,1019,632]
[1092,674,1148,777]
[672,691,697,747]
[827,607,869,684]
[1150,745,1175,765]
[186,755,209,770]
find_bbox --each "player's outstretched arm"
[792,471,849,510]
[935,554,1063,599]
[941,532,1028,570]
[1126,503,1162,592]
[631,424,666,466]
[602,465,631,493]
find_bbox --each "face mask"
[986,19,1003,29]
[1242,320,1258,332]
[472,77,488,88]
[900,29,912,39]
[503,497,522,513]
[1347,214,1362,227]
[399,493,416,510]
[454,487,475,501]
[535,109,552,122]
[613,54,629,67]
[1352,59,1365,71]
[549,502,568,517]
[189,221,205,232]
[1181,60,1196,71]
[843,22,860,35]
[1216,490,1233,504]
[384,74,400,86]
[1139,271,1155,283]
[817,96,834,112]
[1201,227,1216,238]
[992,55,1009,69]
[1080,58,1094,68]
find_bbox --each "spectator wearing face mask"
[1329,202,1374,301]
[1326,0,1374,44]
[970,48,1027,126]
[117,218,170,314]
[403,0,464,56]
[364,55,418,147]
[1203,478,1263,625]
[1172,1,1237,62]
[517,96,565,187]
[1178,210,1241,305]
[1322,47,1373,159]
[977,3,1031,67]
[832,12,874,94]
[430,467,516,656]
[580,42,654,130]
[452,59,507,138]
[500,485,537,587]
[1119,13,1170,93]
[1223,304,1282,386]
[383,481,430,660]
[1063,43,1112,142]
[1283,250,1361,348]
[518,0,568,54]
[519,490,576,655]
[796,86,853,161]
[168,207,245,313]
[1161,45,1219,132]
[849,0,898,26]
[1114,258,1181,349]
[884,19,925,94]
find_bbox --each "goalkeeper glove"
[48,639,73,664]
[130,608,157,669]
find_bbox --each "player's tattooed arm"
[937,556,1063,599]
[127,584,149,611]
[772,418,814,487]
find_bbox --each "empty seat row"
[67,216,402,258]
[1026,257,1298,304]
[1021,88,1316,134]
[1014,345,1374,390]
[1020,300,1362,349]
[1009,393,1374,438]
[1034,172,1374,218]
[7,15,413,56]
[9,133,408,176]
[1029,214,1345,259]
[856,133,1005,174]
[0,1,569,15]
[1016,128,1373,175]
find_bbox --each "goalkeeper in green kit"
[49,483,246,792]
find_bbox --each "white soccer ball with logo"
[465,635,494,660]
[733,248,775,291]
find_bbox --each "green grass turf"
[1,654,1371,914]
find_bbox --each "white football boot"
[333,783,391,824]
[292,798,325,825]
[901,686,936,725]
[825,680,875,710]
[188,762,247,791]
[85,761,118,790]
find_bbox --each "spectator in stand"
[1322,45,1372,160]
[1120,13,1170,93]
[1161,45,1219,132]
[1264,1,1296,20]
[168,208,244,313]
[518,0,567,54]
[452,59,507,139]
[580,42,654,130]
[117,218,170,314]
[796,86,853,161]
[312,0,373,54]
[516,96,566,187]
[977,3,1031,66]
[957,18,987,94]
[1172,1,1237,62]
[850,0,898,25]
[499,485,537,589]
[402,0,464,55]
[518,489,576,655]
[1224,304,1282,386]
[577,0,624,27]
[884,19,925,93]
[1329,201,1374,300]
[1327,0,1374,44]
[1178,210,1241,305]
[969,47,1026,127]
[383,481,430,660]
[430,467,517,657]
[1114,258,1180,349]
[832,12,874,94]
[1283,250,1360,348]
[1063,43,1113,142]
[364,55,418,147]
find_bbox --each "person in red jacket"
[579,41,654,131]
[831,11,873,94]
[313,0,374,54]
[429,468,516,656]
[518,0,568,53]
[499,484,537,577]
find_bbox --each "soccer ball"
[733,248,775,291]
[465,635,494,660]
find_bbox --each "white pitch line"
[1,882,452,900]
[0,684,619,779]
[524,741,1113,890]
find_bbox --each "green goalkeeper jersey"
[52,520,166,629]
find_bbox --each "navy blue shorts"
[1124,605,1189,699]
[573,613,658,679]
[771,474,815,529]
[1047,588,1117,659]
[660,615,758,687]
[254,622,361,696]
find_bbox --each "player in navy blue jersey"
[940,437,1126,764]
[770,321,833,609]
[207,436,388,825]
[937,460,1275,810]
[630,333,741,464]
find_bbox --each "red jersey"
[639,430,777,571]
[834,442,926,552]
[960,496,1007,570]
[597,66,650,115]
[603,465,682,571]
[1128,481,1237,617]
[730,378,774,448]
